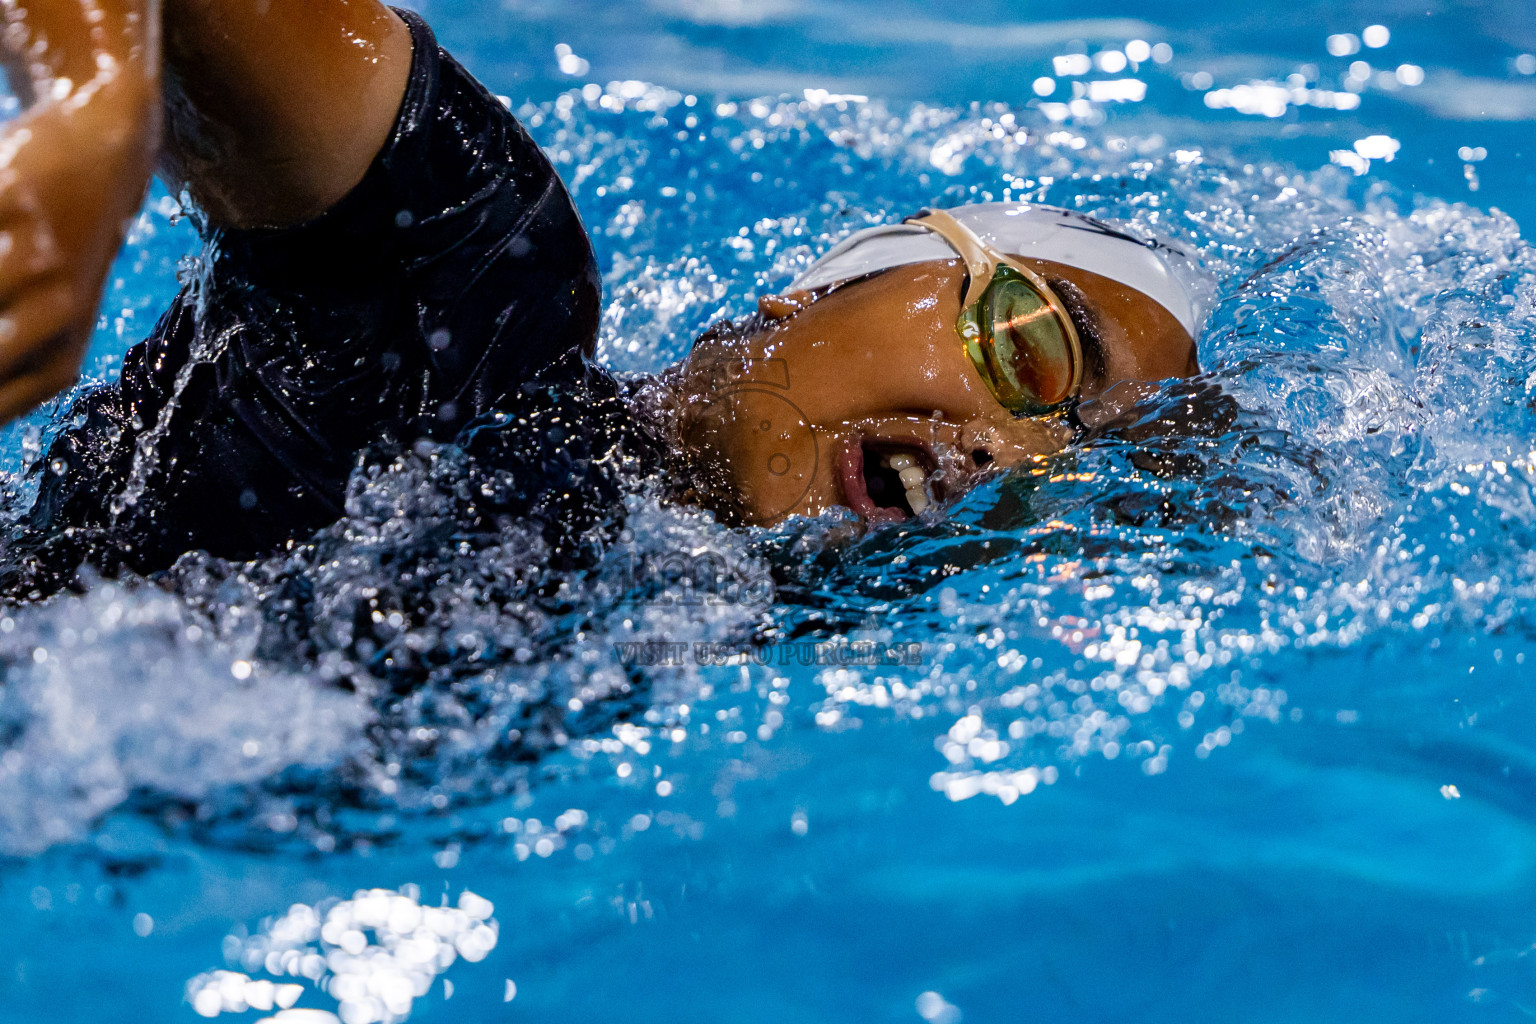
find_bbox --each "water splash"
[187,885,500,1024]
[0,77,1529,861]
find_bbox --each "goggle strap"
[908,209,1086,410]
[908,209,1068,306]
[906,210,999,312]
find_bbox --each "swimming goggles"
[789,203,1207,414]
[906,208,1083,415]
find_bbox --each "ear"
[756,290,813,321]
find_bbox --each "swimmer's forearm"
[0,0,159,111]
[0,0,160,423]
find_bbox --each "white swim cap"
[791,203,1209,336]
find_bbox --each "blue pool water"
[4,1,1536,1021]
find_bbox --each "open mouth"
[838,439,945,525]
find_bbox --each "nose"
[958,414,1074,470]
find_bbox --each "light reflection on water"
[3,3,1536,1022]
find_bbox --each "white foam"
[188,887,499,1024]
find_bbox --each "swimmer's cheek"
[681,391,826,526]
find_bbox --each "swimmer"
[0,0,1203,596]
[669,205,1203,525]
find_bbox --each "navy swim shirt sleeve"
[5,9,603,594]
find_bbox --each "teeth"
[881,452,932,517]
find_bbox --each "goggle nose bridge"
[905,209,1085,414]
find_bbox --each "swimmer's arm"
[0,0,160,423]
[159,0,413,229]
[0,0,412,424]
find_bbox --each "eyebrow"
[1047,277,1109,381]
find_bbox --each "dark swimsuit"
[5,11,644,596]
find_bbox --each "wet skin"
[0,0,412,423]
[0,0,1195,538]
[678,256,1199,526]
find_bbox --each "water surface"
[3,2,1536,1021]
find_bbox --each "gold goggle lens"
[961,268,1080,415]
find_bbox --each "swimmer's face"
[676,257,1198,526]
